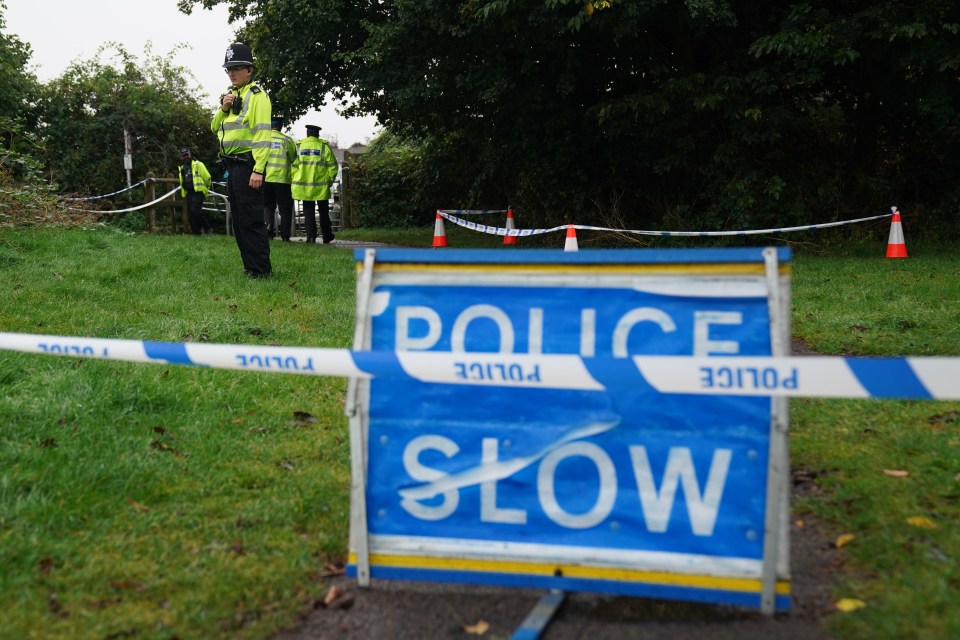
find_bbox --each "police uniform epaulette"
[250,85,262,94]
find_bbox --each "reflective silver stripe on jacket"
[291,181,334,187]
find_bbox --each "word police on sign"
[347,248,792,613]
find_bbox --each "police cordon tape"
[59,178,151,201]
[438,209,510,215]
[64,188,179,214]
[438,210,894,238]
[1,332,958,400]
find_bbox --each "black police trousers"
[303,199,335,244]
[263,181,294,241]
[226,159,272,277]
[185,191,211,235]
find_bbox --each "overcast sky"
[5,0,380,147]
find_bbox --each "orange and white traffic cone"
[564,225,578,252]
[885,206,907,258]
[432,210,448,248]
[503,206,517,245]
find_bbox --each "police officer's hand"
[221,94,235,113]
[250,171,263,189]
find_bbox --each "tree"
[39,43,218,195]
[0,1,43,181]
[179,0,960,236]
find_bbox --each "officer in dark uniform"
[263,117,298,241]
[211,42,273,278]
[177,148,213,235]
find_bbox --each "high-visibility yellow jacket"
[291,136,339,201]
[210,82,272,174]
[178,159,212,197]
[264,130,298,184]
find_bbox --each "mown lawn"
[1,226,958,639]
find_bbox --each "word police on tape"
[1,332,958,400]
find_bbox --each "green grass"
[791,242,960,355]
[789,242,960,639]
[1,227,356,639]
[1,227,959,639]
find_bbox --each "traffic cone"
[885,206,907,258]
[432,210,448,248]
[564,226,578,252]
[503,206,517,245]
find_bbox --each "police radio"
[222,90,242,115]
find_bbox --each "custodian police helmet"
[223,43,254,69]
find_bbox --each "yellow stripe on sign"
[348,552,790,596]
[363,263,787,276]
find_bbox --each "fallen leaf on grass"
[835,533,855,548]
[320,563,345,577]
[928,410,959,429]
[149,440,184,457]
[835,598,866,613]
[323,585,345,606]
[463,619,490,635]
[906,516,938,529]
[38,556,54,576]
[125,497,150,512]
[882,469,909,478]
[47,591,67,616]
[293,411,318,426]
[110,579,144,591]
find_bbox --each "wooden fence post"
[145,172,157,234]
[166,173,188,234]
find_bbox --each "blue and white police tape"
[1,332,958,400]
[60,178,151,201]
[65,188,179,213]
[438,211,894,238]
[438,209,510,215]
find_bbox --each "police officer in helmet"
[211,42,273,278]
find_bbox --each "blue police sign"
[347,248,792,613]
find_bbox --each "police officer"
[291,124,339,244]
[211,42,273,278]
[177,148,213,235]
[263,117,298,241]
